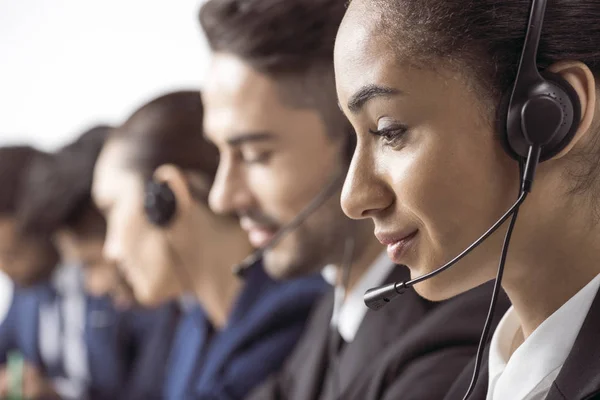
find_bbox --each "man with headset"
[199,0,509,398]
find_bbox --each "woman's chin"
[408,265,476,302]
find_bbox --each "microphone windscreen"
[232,251,263,278]
[363,282,406,311]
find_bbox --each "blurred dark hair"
[199,0,353,146]
[17,126,110,238]
[110,91,219,203]
[0,146,45,216]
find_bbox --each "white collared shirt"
[322,252,394,343]
[39,263,90,400]
[487,273,600,400]
[0,271,13,324]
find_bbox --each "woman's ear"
[152,164,193,220]
[549,60,597,159]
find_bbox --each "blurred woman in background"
[0,145,60,399]
[0,146,58,288]
[93,90,327,399]
[0,128,178,400]
[17,126,133,306]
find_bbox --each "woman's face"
[334,0,520,300]
[92,141,183,306]
[0,218,56,287]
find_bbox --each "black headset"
[500,0,581,163]
[144,180,177,227]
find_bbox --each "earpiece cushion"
[497,71,581,162]
[536,71,581,161]
[144,180,177,227]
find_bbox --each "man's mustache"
[238,209,281,229]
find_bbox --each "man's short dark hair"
[17,126,110,238]
[199,0,346,75]
[199,0,353,148]
[0,146,44,216]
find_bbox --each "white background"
[0,0,210,150]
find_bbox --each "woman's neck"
[502,200,600,339]
[178,221,250,329]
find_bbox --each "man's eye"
[241,151,272,164]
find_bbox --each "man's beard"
[259,199,350,279]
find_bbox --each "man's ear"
[152,164,193,220]
[548,60,597,159]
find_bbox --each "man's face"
[0,217,56,286]
[204,53,349,279]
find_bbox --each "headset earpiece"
[536,71,581,159]
[501,0,582,163]
[503,71,581,161]
[144,180,177,227]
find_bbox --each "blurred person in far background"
[0,127,178,400]
[92,90,327,400]
[0,146,59,287]
[0,145,63,399]
[17,126,134,307]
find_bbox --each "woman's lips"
[376,230,418,264]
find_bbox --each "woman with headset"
[17,126,135,307]
[92,90,327,400]
[334,0,600,399]
[1,128,177,400]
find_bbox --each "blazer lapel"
[166,305,210,399]
[546,288,600,400]
[15,288,45,367]
[291,292,334,400]
[85,296,122,396]
[298,291,334,400]
[337,266,414,397]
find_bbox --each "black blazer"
[248,265,509,400]
[445,286,600,400]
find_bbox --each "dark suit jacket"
[445,286,600,400]
[248,265,509,400]
[0,282,178,400]
[164,264,328,400]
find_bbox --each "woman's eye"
[368,124,408,148]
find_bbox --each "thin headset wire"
[404,191,527,289]
[166,237,211,330]
[462,207,521,399]
[330,234,355,400]
[462,158,526,399]
[233,170,346,275]
[264,171,345,252]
